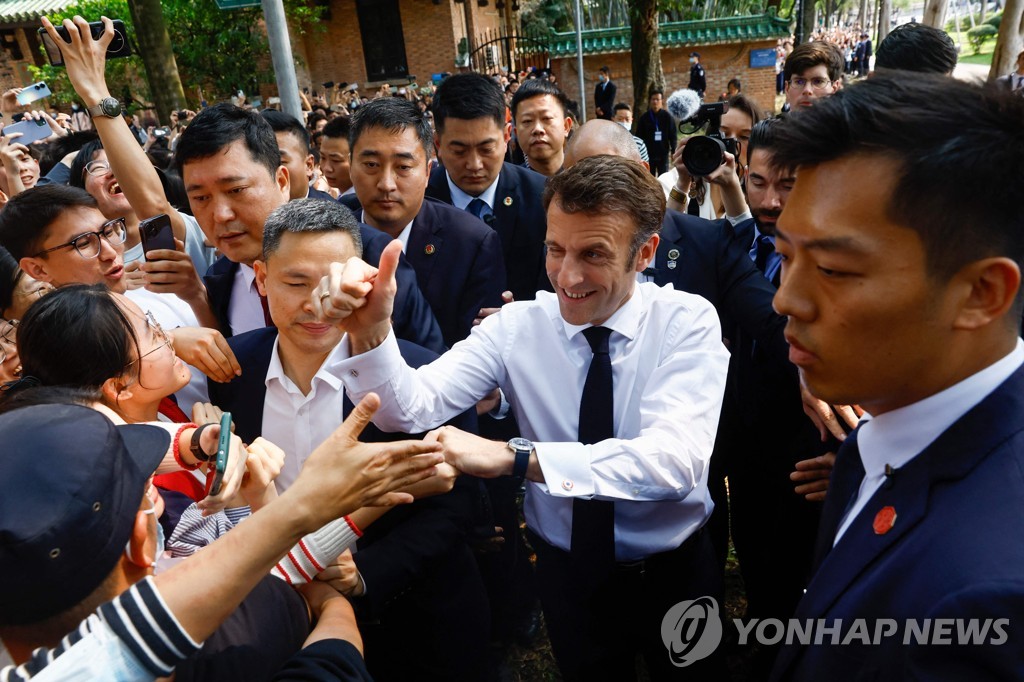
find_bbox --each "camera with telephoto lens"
[679,102,738,177]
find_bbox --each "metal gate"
[468,28,550,75]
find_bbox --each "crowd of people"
[1,12,1024,682]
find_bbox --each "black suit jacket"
[772,366,1024,681]
[425,162,551,303]
[654,209,786,357]
[594,79,617,119]
[306,186,337,202]
[202,225,445,353]
[207,327,489,664]
[339,195,507,347]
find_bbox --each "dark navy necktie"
[810,430,865,572]
[467,198,492,221]
[572,326,616,571]
[754,234,775,274]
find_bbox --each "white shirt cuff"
[535,442,595,498]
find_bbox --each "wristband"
[190,423,216,462]
[344,515,363,537]
[669,186,688,204]
[173,422,201,470]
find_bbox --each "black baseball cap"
[0,404,169,625]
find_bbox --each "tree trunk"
[127,0,186,123]
[629,0,665,117]
[877,0,891,42]
[921,0,948,27]
[990,0,1024,79]
[796,0,817,43]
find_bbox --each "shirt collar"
[857,338,1024,479]
[446,170,500,211]
[265,334,346,396]
[360,212,414,253]
[238,263,257,290]
[559,281,645,344]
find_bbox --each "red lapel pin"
[424,244,436,255]
[873,506,897,535]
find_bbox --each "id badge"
[654,131,663,142]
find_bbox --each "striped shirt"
[0,578,199,681]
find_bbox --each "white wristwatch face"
[508,437,533,452]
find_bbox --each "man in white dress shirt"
[320,155,730,680]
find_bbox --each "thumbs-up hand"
[311,239,402,354]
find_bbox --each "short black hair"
[770,73,1024,284]
[68,138,105,190]
[875,23,958,75]
[600,66,611,75]
[727,77,742,91]
[261,109,311,152]
[321,115,351,141]
[0,185,98,260]
[36,130,98,177]
[173,103,281,180]
[784,41,844,82]
[510,78,571,121]
[430,72,505,135]
[613,103,631,114]
[17,284,142,391]
[349,97,432,161]
[0,246,21,314]
[746,116,784,164]
[649,89,664,98]
[262,197,362,260]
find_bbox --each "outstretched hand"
[284,393,445,528]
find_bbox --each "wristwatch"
[508,437,534,483]
[87,97,122,119]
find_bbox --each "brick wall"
[553,39,779,121]
[295,0,471,90]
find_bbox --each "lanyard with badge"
[649,111,662,143]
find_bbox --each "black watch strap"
[190,423,215,462]
[512,447,530,483]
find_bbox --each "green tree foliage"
[967,23,998,52]
[29,0,324,112]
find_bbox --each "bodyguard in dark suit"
[426,72,551,304]
[594,66,617,120]
[175,102,444,351]
[768,74,1024,680]
[207,199,491,682]
[341,97,507,348]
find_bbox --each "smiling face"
[21,206,126,293]
[350,125,429,237]
[114,293,190,399]
[434,117,510,195]
[0,147,39,196]
[773,155,963,415]
[544,201,657,327]
[514,94,572,168]
[82,149,132,220]
[254,230,357,359]
[183,140,290,266]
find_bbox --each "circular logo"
[660,596,723,667]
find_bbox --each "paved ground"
[954,61,991,83]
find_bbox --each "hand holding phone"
[38,19,132,68]
[16,82,52,106]
[2,118,51,146]
[138,214,175,260]
[208,412,233,497]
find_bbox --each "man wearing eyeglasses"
[783,41,844,111]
